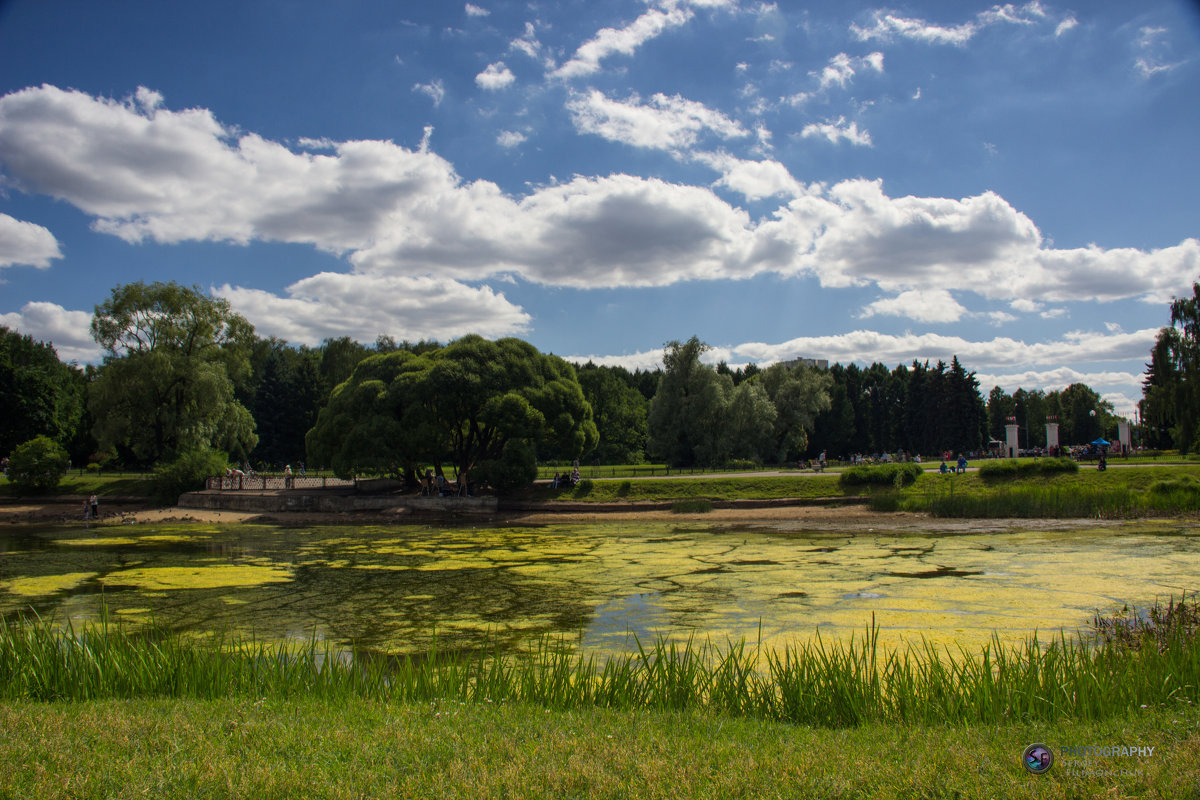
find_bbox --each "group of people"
[420,469,470,497]
[551,467,581,489]
[939,454,969,474]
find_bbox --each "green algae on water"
[1,572,99,597]
[99,565,293,591]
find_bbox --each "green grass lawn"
[1,698,1196,799]
[519,473,845,504]
[0,471,154,498]
[517,463,1200,509]
[893,464,1200,517]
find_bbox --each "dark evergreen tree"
[0,326,85,457]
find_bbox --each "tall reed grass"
[3,599,1197,727]
[901,481,1199,518]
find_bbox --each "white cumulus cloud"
[0,301,99,362]
[567,90,748,152]
[860,289,968,323]
[475,62,515,90]
[496,130,527,148]
[0,213,62,268]
[0,85,1196,307]
[213,273,530,347]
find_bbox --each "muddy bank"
[0,494,1151,533]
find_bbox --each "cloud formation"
[551,5,693,80]
[0,213,61,268]
[860,289,967,323]
[0,85,1195,308]
[851,3,1049,46]
[213,273,530,346]
[567,90,748,152]
[475,62,515,90]
[800,117,873,147]
[788,52,884,105]
[0,301,99,362]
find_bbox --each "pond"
[2,520,1198,657]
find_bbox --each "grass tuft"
[4,595,1198,728]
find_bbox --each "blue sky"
[1,0,1197,416]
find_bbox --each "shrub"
[153,447,229,504]
[6,436,69,493]
[573,478,595,497]
[838,463,923,489]
[1148,476,1200,497]
[616,480,632,497]
[978,457,1079,481]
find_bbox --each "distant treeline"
[9,276,1200,475]
[0,320,1119,471]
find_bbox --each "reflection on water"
[1,520,1198,656]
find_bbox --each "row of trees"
[11,277,1199,495]
[986,384,1114,451]
[1141,280,1200,453]
[806,357,988,459]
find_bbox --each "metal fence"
[205,474,355,491]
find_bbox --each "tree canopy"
[88,281,258,465]
[306,336,598,491]
[0,326,84,457]
[647,337,831,467]
[1140,279,1200,452]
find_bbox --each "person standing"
[89,493,99,520]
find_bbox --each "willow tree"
[307,336,598,492]
[88,281,257,465]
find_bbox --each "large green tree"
[757,363,832,462]
[245,339,324,468]
[647,339,830,466]
[89,281,258,465]
[647,337,732,467]
[1139,280,1200,452]
[307,336,598,491]
[576,363,649,464]
[0,327,84,457]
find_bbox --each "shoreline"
[0,495,1157,532]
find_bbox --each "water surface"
[2,520,1197,655]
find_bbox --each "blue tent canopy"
[1091,438,1111,446]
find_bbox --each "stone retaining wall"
[178,490,498,514]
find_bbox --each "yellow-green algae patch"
[100,564,293,591]
[1,572,98,597]
[58,536,140,547]
[115,607,151,615]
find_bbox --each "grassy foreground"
[2,697,1198,799]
